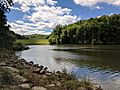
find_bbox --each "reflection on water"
[16,45,120,90]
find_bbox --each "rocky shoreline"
[0,49,103,90]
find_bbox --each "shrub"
[0,69,15,85]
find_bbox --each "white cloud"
[9,21,52,35]
[73,0,120,9]
[9,0,79,35]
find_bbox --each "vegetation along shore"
[0,49,103,90]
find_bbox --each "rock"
[44,67,48,70]
[29,61,34,65]
[42,75,47,78]
[78,87,87,90]
[55,81,61,87]
[46,72,52,76]
[92,85,103,90]
[33,68,40,74]
[21,59,26,62]
[34,64,39,68]
[46,84,56,87]
[0,62,7,66]
[39,65,44,69]
[31,86,47,90]
[15,75,28,83]
[18,83,31,89]
[90,86,103,90]
[3,66,19,73]
[40,70,46,74]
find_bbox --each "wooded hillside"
[49,14,120,45]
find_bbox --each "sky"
[7,0,120,35]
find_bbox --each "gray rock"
[40,70,46,74]
[78,87,87,90]
[33,68,40,73]
[46,72,52,76]
[15,75,28,83]
[42,75,47,78]
[29,61,34,65]
[3,66,19,73]
[56,81,61,87]
[0,62,7,66]
[34,64,39,68]
[46,84,56,87]
[31,86,47,90]
[18,83,31,89]
[93,85,103,90]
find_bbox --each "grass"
[16,39,49,45]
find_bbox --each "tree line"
[49,14,120,45]
[0,0,16,49]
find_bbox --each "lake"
[16,45,120,90]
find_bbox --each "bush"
[0,69,15,85]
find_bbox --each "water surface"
[16,45,120,90]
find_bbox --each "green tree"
[0,0,14,49]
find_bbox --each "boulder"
[78,87,87,90]
[42,75,47,78]
[3,66,19,73]
[15,75,28,83]
[40,70,46,74]
[18,83,31,89]
[29,61,34,65]
[92,85,103,90]
[46,72,52,76]
[55,81,61,87]
[39,65,44,70]
[33,68,40,74]
[31,86,47,90]
[46,84,56,87]
[34,64,39,68]
[0,62,7,66]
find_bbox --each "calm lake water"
[16,45,120,90]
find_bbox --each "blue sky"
[7,0,120,35]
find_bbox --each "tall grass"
[16,39,49,45]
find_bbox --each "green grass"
[16,39,49,45]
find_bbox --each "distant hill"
[49,14,120,45]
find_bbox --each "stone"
[47,84,56,87]
[44,67,48,70]
[93,85,103,90]
[15,75,28,83]
[34,64,39,68]
[42,75,47,78]
[40,70,45,74]
[18,83,31,89]
[32,86,47,90]
[78,87,87,90]
[0,62,7,66]
[33,68,40,74]
[55,81,61,87]
[39,65,44,69]
[3,66,19,73]
[29,61,34,65]
[96,86,103,90]
[46,72,52,76]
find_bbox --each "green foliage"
[16,39,49,45]
[0,69,15,85]
[49,14,120,45]
[0,0,14,50]
[0,0,13,12]
[24,34,49,39]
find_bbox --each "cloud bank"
[73,0,120,9]
[9,0,79,35]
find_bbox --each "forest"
[49,14,120,45]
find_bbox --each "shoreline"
[0,49,103,90]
